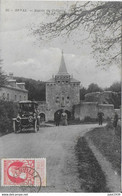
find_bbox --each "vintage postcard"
[0,0,121,194]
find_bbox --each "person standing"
[55,111,60,126]
[113,112,118,128]
[61,110,68,126]
[97,110,104,125]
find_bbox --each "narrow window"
[7,93,9,101]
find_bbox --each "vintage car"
[13,101,40,133]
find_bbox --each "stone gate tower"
[45,51,80,121]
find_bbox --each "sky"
[0,0,121,88]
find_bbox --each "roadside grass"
[85,125,121,175]
[75,137,109,192]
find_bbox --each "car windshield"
[20,103,35,113]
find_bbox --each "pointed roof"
[57,51,69,75]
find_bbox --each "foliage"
[0,66,7,87]
[15,77,46,101]
[80,87,87,100]
[33,2,121,67]
[80,82,120,108]
[80,83,103,100]
[87,83,103,93]
[0,100,18,134]
[105,82,121,92]
[86,126,121,175]
[75,137,108,192]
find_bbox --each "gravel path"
[0,124,98,192]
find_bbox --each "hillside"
[15,77,46,101]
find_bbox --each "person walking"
[97,110,104,125]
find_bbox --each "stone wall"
[46,82,80,121]
[74,102,115,121]
[98,104,114,119]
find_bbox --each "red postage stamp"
[1,158,46,187]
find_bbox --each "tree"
[15,77,46,101]
[33,2,121,67]
[105,82,121,92]
[0,60,6,87]
[87,83,103,93]
[80,87,87,100]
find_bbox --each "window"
[67,96,70,99]
[20,95,21,101]
[58,81,60,83]
[2,93,5,100]
[66,81,68,83]
[7,93,9,101]
[15,95,17,101]
[56,97,59,103]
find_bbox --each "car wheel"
[14,121,21,133]
[34,120,38,133]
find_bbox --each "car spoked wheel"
[15,122,21,134]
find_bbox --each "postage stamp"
[1,158,46,187]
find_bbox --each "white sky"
[0,0,121,88]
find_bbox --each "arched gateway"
[39,113,45,122]
[54,109,71,121]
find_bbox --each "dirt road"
[0,124,98,192]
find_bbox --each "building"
[0,73,28,102]
[38,52,80,121]
[38,51,118,122]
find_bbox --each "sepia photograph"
[0,0,121,194]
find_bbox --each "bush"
[0,100,18,134]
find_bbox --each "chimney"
[9,73,13,80]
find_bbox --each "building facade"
[38,51,118,122]
[38,52,80,121]
[0,73,28,102]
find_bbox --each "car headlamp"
[28,116,34,122]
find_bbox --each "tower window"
[2,93,5,100]
[67,96,70,99]
[56,97,59,103]
[7,93,9,101]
